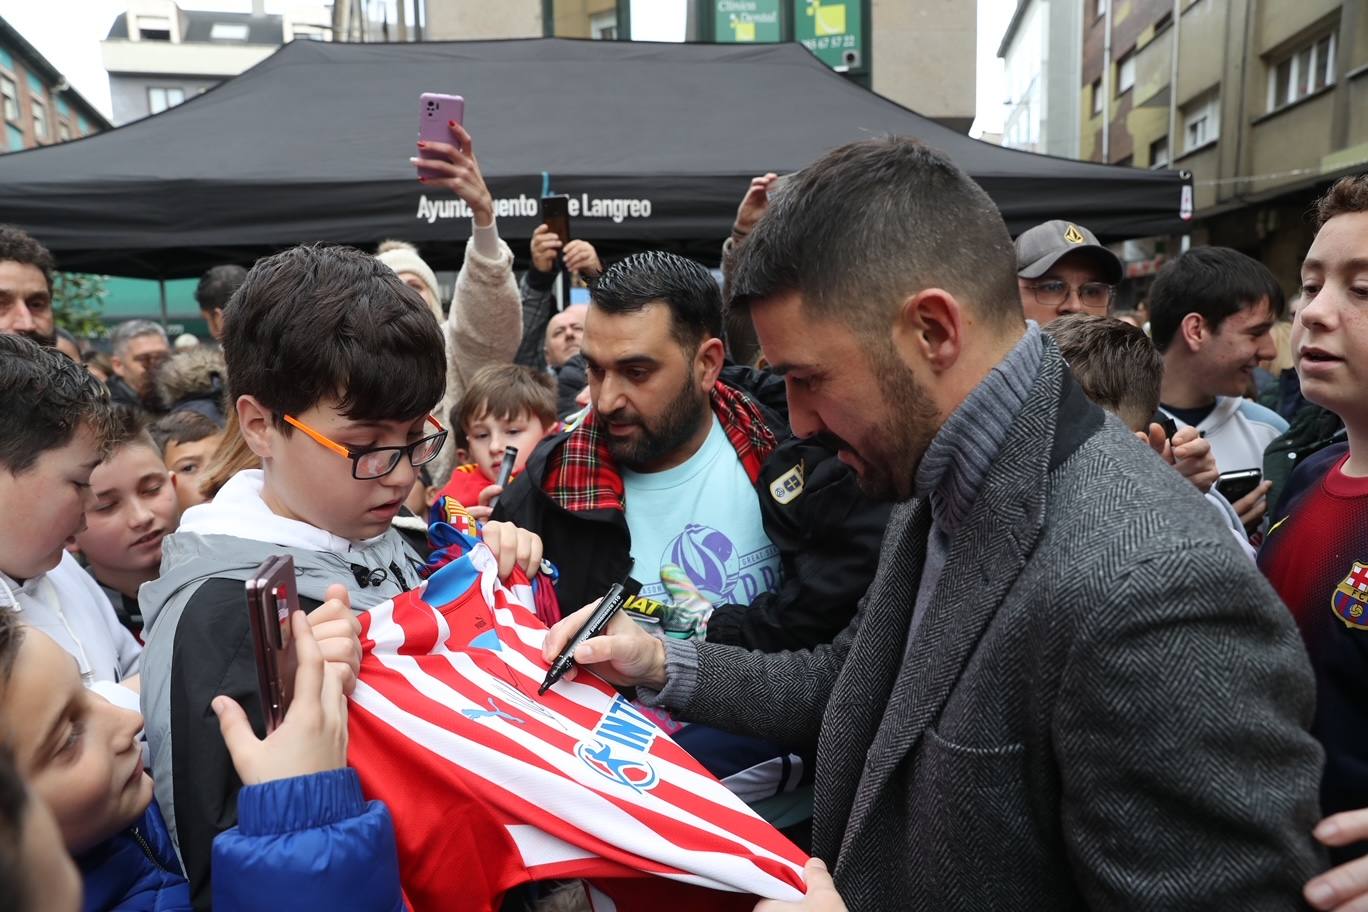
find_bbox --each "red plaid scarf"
[544,381,777,513]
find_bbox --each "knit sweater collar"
[913,323,1044,535]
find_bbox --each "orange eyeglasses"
[283,414,448,480]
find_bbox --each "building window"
[148,86,186,114]
[1150,135,1170,168]
[57,120,70,141]
[209,22,250,41]
[1182,91,1219,152]
[0,76,16,122]
[1267,32,1335,112]
[292,25,326,40]
[1096,0,1107,18]
[5,124,23,152]
[1091,78,1103,115]
[137,15,173,40]
[30,100,46,142]
[1117,50,1135,95]
[589,11,617,40]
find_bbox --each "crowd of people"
[1,120,1367,912]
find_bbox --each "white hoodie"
[1161,396,1289,474]
[0,551,142,684]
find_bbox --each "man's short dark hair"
[0,225,55,293]
[589,252,723,351]
[0,333,112,474]
[1148,247,1286,352]
[195,264,247,314]
[1316,172,1368,228]
[222,244,445,426]
[1043,314,1163,429]
[150,409,222,453]
[728,137,1022,335]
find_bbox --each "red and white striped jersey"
[346,535,808,912]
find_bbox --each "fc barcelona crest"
[1332,561,1368,630]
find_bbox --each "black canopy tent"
[0,37,1190,278]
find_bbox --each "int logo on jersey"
[575,696,660,793]
[1332,562,1368,630]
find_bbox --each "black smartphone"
[488,446,518,511]
[1216,469,1262,504]
[542,195,571,245]
[245,555,301,733]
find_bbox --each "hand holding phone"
[244,556,301,733]
[416,92,465,177]
[213,608,349,786]
[1215,469,1263,504]
[542,195,571,246]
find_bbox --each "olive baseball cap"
[1014,220,1123,284]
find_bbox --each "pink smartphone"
[417,92,465,178]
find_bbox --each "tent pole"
[158,278,168,331]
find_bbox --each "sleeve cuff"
[472,217,501,260]
[635,637,700,709]
[234,768,367,836]
[526,265,557,291]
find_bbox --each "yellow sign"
[1064,224,1085,244]
[731,18,756,41]
[809,0,846,36]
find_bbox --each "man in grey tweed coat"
[544,138,1324,910]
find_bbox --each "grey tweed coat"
[674,344,1325,910]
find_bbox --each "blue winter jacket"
[78,769,403,912]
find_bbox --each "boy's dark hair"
[590,252,723,352]
[729,137,1022,336]
[102,404,159,457]
[1148,247,1286,352]
[0,744,30,912]
[222,245,445,427]
[456,364,556,449]
[194,264,248,315]
[150,410,222,453]
[0,225,55,293]
[0,334,113,474]
[0,606,25,694]
[1043,314,1163,430]
[1316,173,1368,228]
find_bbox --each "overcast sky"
[0,0,1012,134]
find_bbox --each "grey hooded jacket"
[139,469,422,911]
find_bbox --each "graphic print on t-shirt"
[622,416,782,607]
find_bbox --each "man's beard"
[600,374,710,472]
[20,326,56,347]
[831,345,940,503]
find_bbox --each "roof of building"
[0,15,114,129]
[996,0,1036,60]
[106,9,284,45]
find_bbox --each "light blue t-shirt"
[621,415,781,607]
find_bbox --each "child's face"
[163,433,223,511]
[75,443,181,576]
[6,628,153,854]
[0,424,101,581]
[250,397,435,542]
[1296,210,1368,423]
[465,410,547,483]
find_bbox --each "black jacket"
[493,373,889,652]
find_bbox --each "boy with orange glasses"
[138,244,542,909]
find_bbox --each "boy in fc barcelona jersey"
[1259,173,1368,864]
